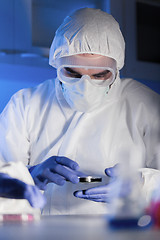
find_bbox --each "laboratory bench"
[0,215,160,240]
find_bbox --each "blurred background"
[0,0,160,112]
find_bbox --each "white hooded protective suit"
[0,8,160,215]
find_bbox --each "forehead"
[56,54,117,69]
[69,54,114,65]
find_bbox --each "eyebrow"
[64,67,81,75]
[64,67,110,76]
[92,70,110,77]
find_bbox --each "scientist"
[0,8,160,215]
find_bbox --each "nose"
[80,75,91,81]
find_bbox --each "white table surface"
[0,215,160,240]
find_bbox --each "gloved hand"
[74,165,131,202]
[0,173,46,208]
[29,156,80,190]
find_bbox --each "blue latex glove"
[0,173,46,208]
[29,156,80,190]
[74,165,131,203]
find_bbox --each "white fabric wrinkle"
[61,78,110,112]
[29,80,78,165]
[67,27,83,46]
[106,36,110,55]
[55,79,77,119]
[49,8,125,70]
[140,168,160,204]
[57,111,86,159]
[25,80,62,164]
[0,94,30,165]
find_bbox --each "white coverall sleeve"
[0,89,30,166]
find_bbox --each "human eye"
[94,74,105,79]
[64,67,82,78]
[93,70,111,80]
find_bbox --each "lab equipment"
[78,176,102,183]
[146,176,160,228]
[56,54,116,87]
[147,200,160,228]
[0,214,40,222]
[57,66,115,86]
[108,214,152,229]
[106,154,151,229]
[74,166,120,202]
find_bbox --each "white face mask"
[61,75,110,112]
